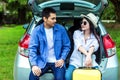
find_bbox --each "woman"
[65,13,99,80]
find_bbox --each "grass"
[0,24,120,80]
[0,25,25,80]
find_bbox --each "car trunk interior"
[35,17,102,67]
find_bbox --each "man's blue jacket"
[28,23,71,68]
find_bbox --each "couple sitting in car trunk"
[28,7,99,80]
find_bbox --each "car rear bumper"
[14,52,118,80]
[13,52,30,80]
[102,67,118,80]
[102,54,119,80]
[13,52,54,80]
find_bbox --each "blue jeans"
[29,63,66,80]
[65,65,76,80]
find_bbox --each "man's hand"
[32,66,41,76]
[55,59,64,68]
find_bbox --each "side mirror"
[23,24,29,29]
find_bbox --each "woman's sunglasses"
[81,21,87,25]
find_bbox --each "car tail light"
[18,33,30,58]
[103,34,116,58]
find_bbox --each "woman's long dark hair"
[80,17,100,43]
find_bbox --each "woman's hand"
[84,55,92,67]
[84,46,94,67]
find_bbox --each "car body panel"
[102,68,118,80]
[14,51,30,80]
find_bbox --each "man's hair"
[42,7,56,19]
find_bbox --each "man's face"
[43,13,56,28]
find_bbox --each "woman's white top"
[70,30,99,68]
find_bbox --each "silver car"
[13,0,119,80]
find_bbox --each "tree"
[110,0,120,23]
[0,0,7,24]
[6,0,31,24]
[102,1,115,20]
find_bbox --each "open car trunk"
[28,0,108,18]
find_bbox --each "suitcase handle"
[78,67,98,69]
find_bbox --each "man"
[29,7,71,80]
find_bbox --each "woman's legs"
[65,65,76,80]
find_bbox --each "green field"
[0,25,25,80]
[0,25,120,80]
